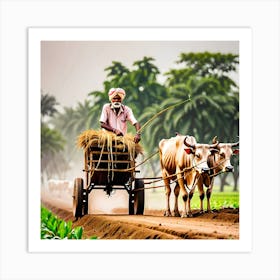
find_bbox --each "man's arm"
[134,122,141,143]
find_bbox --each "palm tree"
[41,124,65,155]
[41,122,67,183]
[51,99,100,167]
[41,91,59,122]
[41,93,67,183]
[163,52,239,138]
[162,52,239,190]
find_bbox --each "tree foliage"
[41,93,68,182]
[41,92,58,118]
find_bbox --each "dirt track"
[41,189,239,239]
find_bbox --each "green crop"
[145,185,239,211]
[41,207,85,239]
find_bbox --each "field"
[145,184,239,212]
[41,180,239,239]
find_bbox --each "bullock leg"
[196,177,205,213]
[199,193,205,213]
[163,171,172,217]
[206,179,214,213]
[186,191,194,217]
[176,169,189,218]
[184,171,198,217]
[181,192,189,218]
[173,183,180,217]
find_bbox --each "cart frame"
[73,144,145,218]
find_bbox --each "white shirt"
[99,103,138,135]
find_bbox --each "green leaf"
[72,226,83,239]
[89,236,98,240]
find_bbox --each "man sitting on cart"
[100,88,141,143]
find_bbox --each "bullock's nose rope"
[208,157,234,178]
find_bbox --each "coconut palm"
[41,93,67,182]
[41,91,59,123]
[161,52,239,190]
[163,52,239,142]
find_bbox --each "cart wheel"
[73,178,83,218]
[128,179,145,215]
[134,179,145,215]
[83,190,88,215]
[128,192,134,215]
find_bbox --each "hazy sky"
[41,41,239,108]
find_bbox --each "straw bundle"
[76,129,144,157]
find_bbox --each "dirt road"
[41,190,239,239]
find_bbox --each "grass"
[145,185,239,211]
[209,190,239,209]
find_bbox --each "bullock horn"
[231,141,239,147]
[210,141,219,148]
[183,136,195,149]
[212,136,218,144]
[210,136,219,148]
[231,136,239,147]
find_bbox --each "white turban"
[108,88,126,102]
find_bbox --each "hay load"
[77,129,144,158]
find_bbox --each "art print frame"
[28,27,252,253]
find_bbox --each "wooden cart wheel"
[83,190,88,215]
[128,191,134,215]
[73,177,83,218]
[128,179,145,215]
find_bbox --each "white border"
[28,27,252,253]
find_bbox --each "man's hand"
[134,133,141,143]
[114,129,123,136]
[134,123,141,143]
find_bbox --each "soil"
[41,189,239,240]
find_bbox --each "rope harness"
[130,156,232,193]
[86,146,231,193]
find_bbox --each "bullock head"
[183,136,219,175]
[210,136,239,172]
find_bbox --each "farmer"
[99,88,141,143]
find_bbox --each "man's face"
[111,95,122,108]
[112,95,122,103]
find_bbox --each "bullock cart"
[73,130,145,218]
